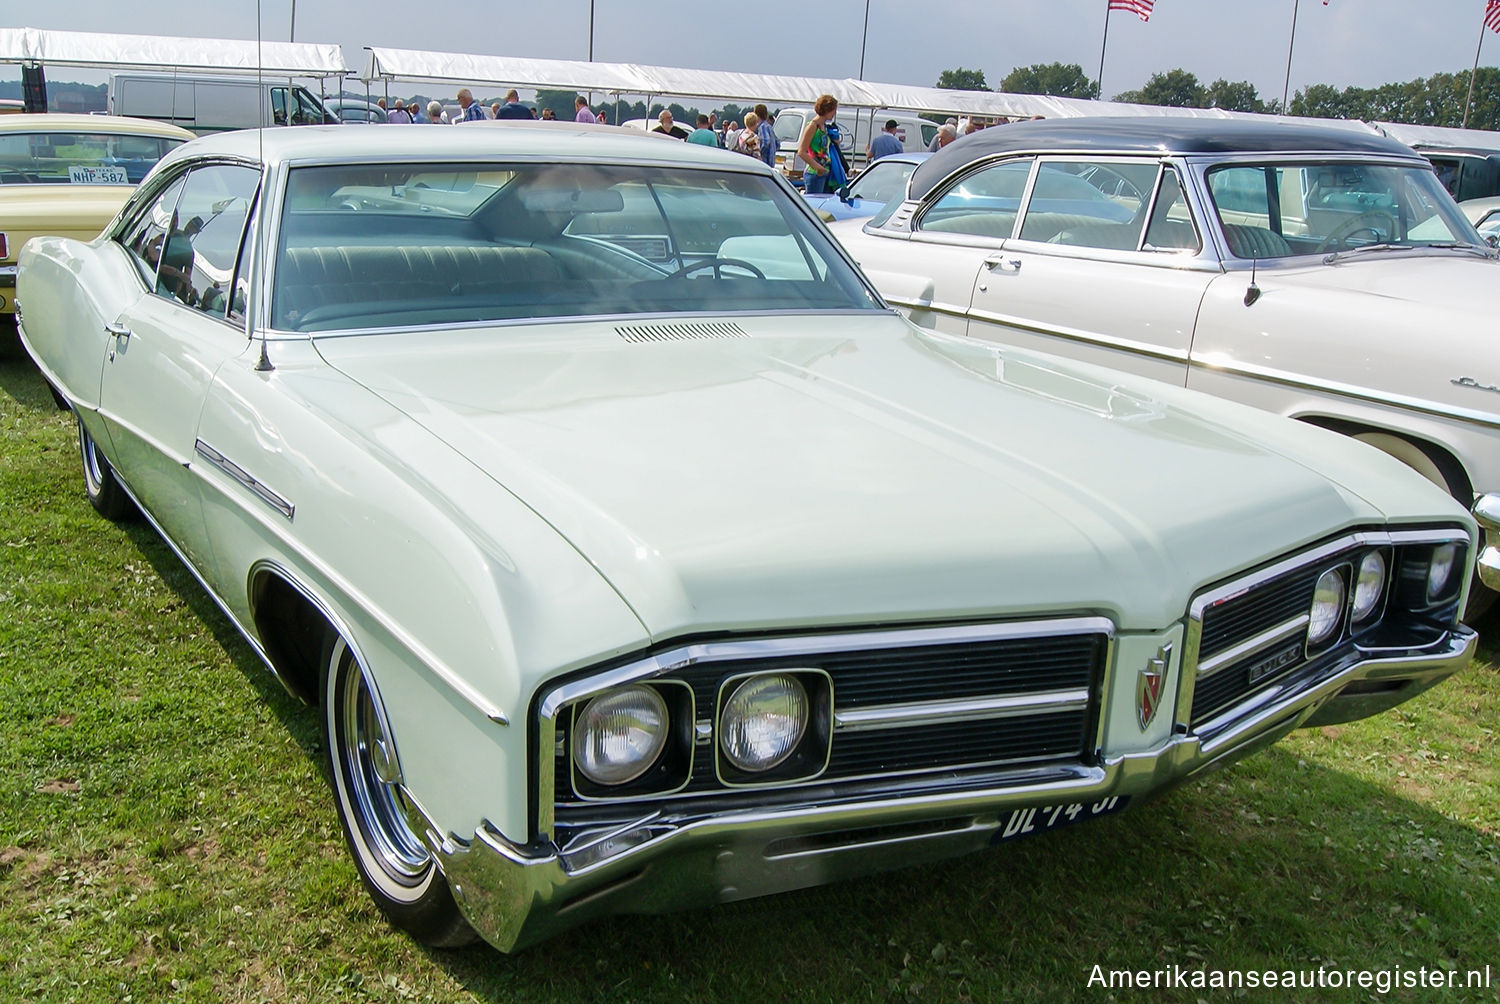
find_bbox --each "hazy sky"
[8,1,1500,103]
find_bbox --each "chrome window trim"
[537,616,1115,837]
[833,687,1091,732]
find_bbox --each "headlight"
[1427,543,1459,602]
[573,685,669,786]
[1308,567,1346,646]
[1351,551,1387,624]
[719,674,808,773]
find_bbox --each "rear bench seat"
[274,245,562,329]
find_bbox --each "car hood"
[313,314,1415,638]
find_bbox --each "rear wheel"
[77,416,132,521]
[1352,431,1494,620]
[321,635,477,947]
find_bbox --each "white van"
[770,107,937,178]
[110,73,339,134]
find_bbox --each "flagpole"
[1097,0,1112,99]
[1464,8,1486,128]
[1281,0,1299,114]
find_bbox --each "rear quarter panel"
[17,236,142,412]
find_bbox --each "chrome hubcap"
[340,670,430,883]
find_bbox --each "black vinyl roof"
[908,116,1422,200]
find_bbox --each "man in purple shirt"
[574,96,597,124]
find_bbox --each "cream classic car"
[829,117,1500,614]
[16,124,1478,953]
[0,113,193,318]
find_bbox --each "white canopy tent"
[361,46,1241,121]
[0,26,348,78]
[1373,121,1500,151]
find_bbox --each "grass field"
[2,335,1497,1002]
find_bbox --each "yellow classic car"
[0,113,193,317]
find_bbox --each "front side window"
[0,131,184,186]
[271,162,881,332]
[1206,162,1482,258]
[1142,169,1200,252]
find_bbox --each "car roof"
[909,116,1421,200]
[155,121,774,173]
[0,112,195,140]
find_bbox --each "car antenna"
[253,0,274,372]
[1243,254,1261,306]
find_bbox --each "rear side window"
[119,174,187,286]
[156,164,261,316]
[1018,161,1144,247]
[919,158,1033,239]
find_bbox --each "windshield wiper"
[1321,243,1408,264]
[1323,241,1495,264]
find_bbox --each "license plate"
[68,165,129,185]
[992,796,1129,844]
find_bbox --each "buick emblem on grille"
[1137,643,1171,729]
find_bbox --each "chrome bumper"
[438,626,1475,953]
[1473,494,1500,592]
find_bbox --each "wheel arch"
[1294,414,1474,502]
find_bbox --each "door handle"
[984,257,1022,272]
[104,322,132,339]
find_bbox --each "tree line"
[936,62,1500,130]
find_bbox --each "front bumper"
[436,624,1475,952]
[1473,494,1500,591]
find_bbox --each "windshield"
[773,112,805,147]
[848,160,918,203]
[1205,161,1482,258]
[0,131,184,185]
[273,162,881,332]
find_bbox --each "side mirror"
[1486,233,1498,249]
[836,185,852,204]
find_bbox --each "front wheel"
[77,416,132,521]
[321,635,477,947]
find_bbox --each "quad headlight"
[1308,567,1347,647]
[719,674,809,773]
[1351,550,1387,624]
[1427,543,1459,603]
[572,684,670,786]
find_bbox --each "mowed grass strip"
[2,337,1497,1003]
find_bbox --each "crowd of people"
[362,86,1004,186]
[367,86,783,169]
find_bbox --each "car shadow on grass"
[420,742,1498,1002]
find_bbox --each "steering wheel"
[1316,211,1397,252]
[663,257,767,280]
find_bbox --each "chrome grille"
[549,623,1108,811]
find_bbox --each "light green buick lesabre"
[15,123,1478,953]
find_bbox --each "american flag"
[1487,0,1500,33]
[1109,0,1154,21]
